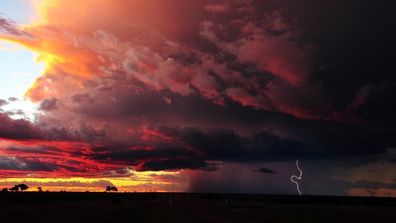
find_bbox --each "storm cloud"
[0,0,395,195]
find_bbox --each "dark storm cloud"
[173,128,305,162]
[0,113,44,140]
[0,112,82,142]
[85,121,396,173]
[72,88,273,128]
[0,99,8,107]
[168,126,395,162]
[136,158,209,171]
[86,126,307,171]
[347,83,396,123]
[0,0,395,195]
[256,167,277,174]
[91,144,197,164]
[0,156,58,171]
[0,17,32,38]
[284,0,396,112]
[39,98,58,111]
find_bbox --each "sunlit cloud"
[0,0,394,196]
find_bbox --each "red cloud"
[141,127,175,143]
[0,138,123,178]
[204,3,230,14]
[0,0,327,121]
[1,0,388,181]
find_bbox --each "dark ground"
[0,192,395,223]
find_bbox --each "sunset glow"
[0,0,395,196]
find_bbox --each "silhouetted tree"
[9,185,19,192]
[111,186,118,192]
[1,188,8,192]
[18,184,29,192]
[105,186,118,192]
[37,187,43,192]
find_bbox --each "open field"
[0,192,395,223]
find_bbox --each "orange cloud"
[1,0,326,119]
[347,188,396,197]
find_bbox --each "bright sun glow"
[0,170,184,192]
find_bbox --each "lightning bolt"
[290,160,303,195]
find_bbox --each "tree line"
[1,184,118,192]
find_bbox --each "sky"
[0,0,42,120]
[0,0,395,196]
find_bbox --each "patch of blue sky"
[0,42,43,121]
[0,0,33,24]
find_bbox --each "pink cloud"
[204,3,230,14]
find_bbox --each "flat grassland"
[0,192,395,223]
